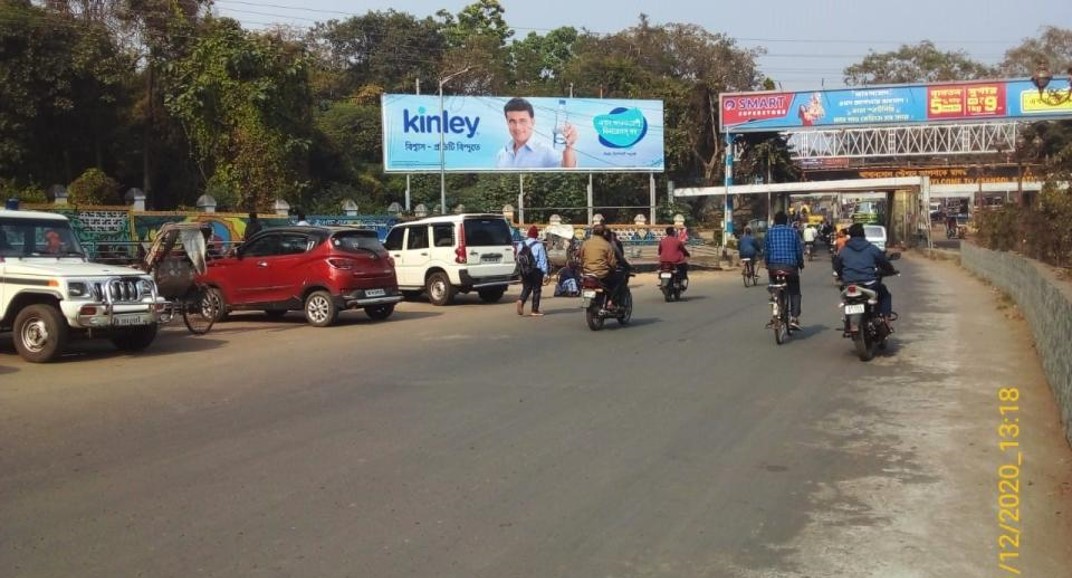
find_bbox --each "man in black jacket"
[834,223,898,322]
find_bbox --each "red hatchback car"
[200,226,403,326]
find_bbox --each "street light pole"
[438,66,471,215]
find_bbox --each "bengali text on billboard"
[381,94,664,173]
[720,79,1072,132]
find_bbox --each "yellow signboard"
[1021,91,1072,113]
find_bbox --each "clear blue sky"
[213,0,1070,92]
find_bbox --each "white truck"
[0,208,162,363]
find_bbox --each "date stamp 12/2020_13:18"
[996,387,1022,575]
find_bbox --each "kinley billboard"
[720,78,1072,133]
[381,94,664,173]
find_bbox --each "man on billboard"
[495,97,578,169]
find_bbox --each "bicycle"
[767,270,792,345]
[741,257,760,287]
[140,222,218,335]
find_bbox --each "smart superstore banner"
[720,79,1072,132]
[381,94,664,173]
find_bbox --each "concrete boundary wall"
[959,243,1072,447]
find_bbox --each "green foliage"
[163,18,314,211]
[1025,182,1072,267]
[999,26,1072,77]
[0,178,47,204]
[0,2,133,182]
[68,168,120,205]
[844,41,995,85]
[305,10,445,98]
[976,180,1072,267]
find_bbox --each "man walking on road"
[515,225,548,317]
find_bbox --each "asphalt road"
[2,255,1070,577]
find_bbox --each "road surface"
[2,253,1070,577]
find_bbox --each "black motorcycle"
[837,253,900,361]
[580,272,634,331]
[657,262,686,302]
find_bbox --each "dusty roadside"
[747,251,1072,577]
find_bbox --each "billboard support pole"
[437,67,471,215]
[518,174,525,224]
[587,175,594,225]
[649,173,656,225]
[723,132,734,246]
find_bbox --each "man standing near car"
[515,225,548,317]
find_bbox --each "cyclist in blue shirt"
[764,211,805,329]
[738,227,761,280]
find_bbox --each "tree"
[0,1,133,183]
[163,18,315,210]
[843,41,995,85]
[999,26,1072,77]
[305,10,445,100]
[507,26,579,94]
[68,168,120,205]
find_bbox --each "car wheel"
[477,287,506,303]
[13,304,69,363]
[304,290,339,327]
[206,287,230,322]
[112,324,159,352]
[426,272,455,306]
[365,304,395,321]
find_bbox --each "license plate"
[843,303,866,315]
[113,313,153,326]
[366,288,386,297]
[582,290,596,298]
[659,273,672,278]
[480,254,502,263]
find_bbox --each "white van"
[383,214,518,305]
[864,225,888,253]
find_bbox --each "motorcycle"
[657,262,686,302]
[837,253,901,361]
[580,272,634,331]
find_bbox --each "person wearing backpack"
[515,225,548,316]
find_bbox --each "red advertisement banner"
[720,93,793,126]
[927,83,1006,119]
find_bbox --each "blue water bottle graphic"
[553,99,567,149]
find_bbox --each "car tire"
[426,272,455,306]
[365,304,395,321]
[13,304,69,363]
[112,324,159,352]
[206,287,230,322]
[304,290,339,327]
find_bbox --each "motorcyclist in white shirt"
[802,223,818,258]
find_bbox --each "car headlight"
[68,281,91,298]
[138,278,156,298]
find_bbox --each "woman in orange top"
[835,228,848,253]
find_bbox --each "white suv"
[1,209,162,362]
[383,214,518,305]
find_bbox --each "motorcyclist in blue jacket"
[834,223,898,324]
